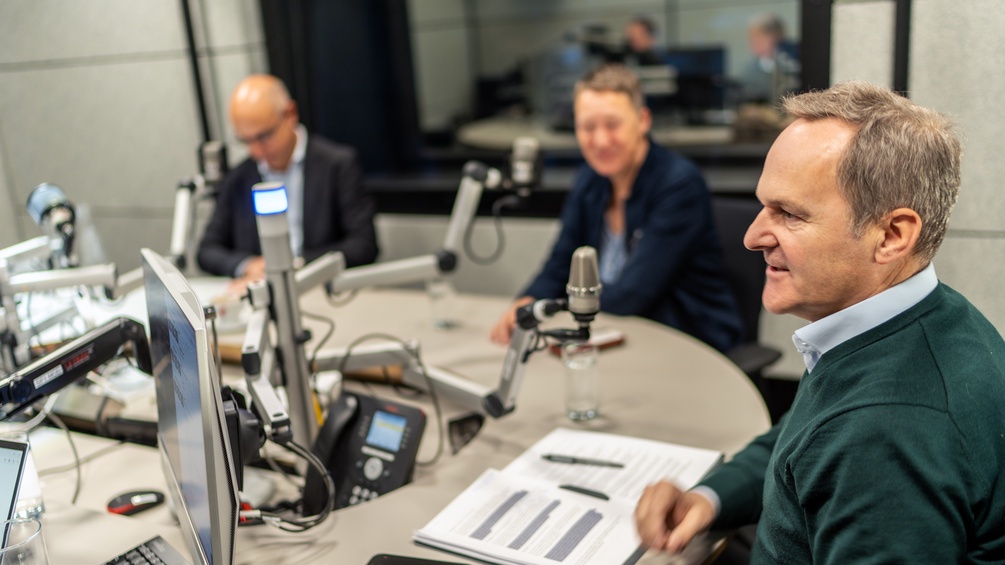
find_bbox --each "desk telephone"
[304,392,426,514]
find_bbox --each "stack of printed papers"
[414,428,724,565]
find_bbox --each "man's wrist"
[234,257,252,278]
[689,485,721,520]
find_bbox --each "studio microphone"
[509,136,540,196]
[26,183,76,262]
[198,141,228,195]
[566,246,602,326]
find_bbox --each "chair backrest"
[712,196,766,345]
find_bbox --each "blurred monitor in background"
[657,47,728,125]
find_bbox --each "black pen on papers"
[542,454,625,468]
[558,484,610,501]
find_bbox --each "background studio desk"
[34,286,770,564]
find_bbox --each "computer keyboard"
[103,536,191,565]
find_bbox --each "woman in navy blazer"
[491,64,741,352]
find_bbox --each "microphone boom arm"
[328,161,501,294]
[0,317,151,421]
[387,297,589,418]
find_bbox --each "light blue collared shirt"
[257,124,308,258]
[792,263,939,373]
[599,226,627,285]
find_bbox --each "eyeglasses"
[236,113,287,146]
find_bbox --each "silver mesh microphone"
[566,246,602,321]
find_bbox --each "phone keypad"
[349,484,380,506]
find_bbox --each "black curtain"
[259,0,421,173]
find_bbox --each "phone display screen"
[365,411,408,453]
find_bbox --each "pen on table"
[558,484,610,500]
[541,454,625,468]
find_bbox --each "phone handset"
[303,392,425,514]
[312,393,359,467]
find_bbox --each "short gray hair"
[574,63,645,111]
[782,81,962,262]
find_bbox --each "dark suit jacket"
[522,142,742,353]
[197,135,378,276]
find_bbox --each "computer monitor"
[142,248,238,565]
[661,46,728,119]
[0,438,28,546]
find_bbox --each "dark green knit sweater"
[701,284,1005,563]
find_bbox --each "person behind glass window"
[740,13,800,103]
[623,15,664,66]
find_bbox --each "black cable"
[324,289,358,308]
[463,195,523,265]
[533,332,550,354]
[261,452,302,490]
[250,438,335,532]
[406,352,446,467]
[336,333,446,467]
[301,311,335,377]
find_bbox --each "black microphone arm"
[0,317,151,421]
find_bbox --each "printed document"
[414,428,723,565]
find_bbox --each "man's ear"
[639,107,653,136]
[875,207,922,265]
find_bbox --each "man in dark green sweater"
[635,81,1005,563]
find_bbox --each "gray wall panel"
[911,0,1005,233]
[0,0,264,272]
[935,235,1005,332]
[0,0,186,64]
[203,49,270,165]
[92,215,176,271]
[0,59,201,214]
[200,0,265,48]
[831,1,895,86]
[0,126,21,244]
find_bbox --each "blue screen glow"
[253,187,289,215]
[365,411,407,453]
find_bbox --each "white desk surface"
[32,286,770,564]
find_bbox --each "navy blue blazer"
[197,135,378,277]
[523,142,742,352]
